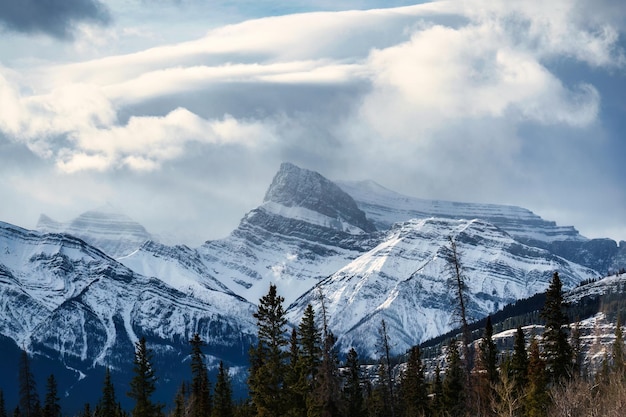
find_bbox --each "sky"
[0,0,625,246]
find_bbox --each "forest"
[3,272,626,417]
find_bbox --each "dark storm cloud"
[0,0,111,39]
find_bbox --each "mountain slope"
[287,217,597,357]
[337,180,622,273]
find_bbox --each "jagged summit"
[262,162,376,234]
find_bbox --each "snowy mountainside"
[337,180,623,273]
[287,217,597,357]
[0,221,256,391]
[36,207,153,258]
[122,163,379,305]
[337,180,584,245]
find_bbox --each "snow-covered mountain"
[287,217,596,356]
[0,220,256,402]
[36,206,153,258]
[1,161,623,409]
[338,180,626,273]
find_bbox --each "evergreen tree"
[509,326,528,395]
[540,271,572,383]
[342,348,364,417]
[308,295,342,417]
[285,328,306,417]
[377,320,396,417]
[399,346,428,417]
[0,390,7,417]
[248,283,289,417]
[128,337,162,417]
[212,361,234,417]
[171,383,188,417]
[447,237,472,381]
[96,368,122,417]
[474,316,498,416]
[42,375,61,417]
[525,337,548,417]
[368,363,392,417]
[80,403,92,417]
[430,365,443,417]
[18,349,39,417]
[442,339,465,416]
[189,333,212,417]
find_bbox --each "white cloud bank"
[0,0,624,241]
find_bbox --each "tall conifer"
[189,333,212,417]
[212,361,233,417]
[342,348,364,417]
[249,283,289,417]
[128,337,162,417]
[540,271,572,383]
[43,375,60,417]
[399,346,428,417]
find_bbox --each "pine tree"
[442,339,465,416]
[171,383,188,417]
[0,390,8,417]
[248,283,289,417]
[18,349,39,417]
[285,328,306,417]
[308,295,342,417]
[80,403,92,417]
[189,333,212,417]
[430,365,444,417]
[212,361,234,417]
[540,271,572,383]
[342,348,364,417]
[42,375,61,417]
[96,368,122,417]
[399,346,428,417]
[447,237,472,380]
[474,316,498,416]
[525,337,548,417]
[128,337,162,417]
[509,326,528,395]
[377,320,396,417]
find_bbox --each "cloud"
[1,0,625,243]
[0,0,111,40]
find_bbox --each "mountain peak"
[263,163,376,233]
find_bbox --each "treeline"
[4,272,626,417]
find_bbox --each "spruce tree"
[42,375,61,417]
[509,326,528,395]
[540,271,572,383]
[430,365,444,417]
[285,327,306,417]
[212,361,233,417]
[525,337,548,417]
[18,349,39,417]
[308,294,342,417]
[189,333,212,417]
[96,368,122,417]
[442,339,465,416]
[128,337,162,417]
[0,390,7,417]
[399,346,428,417]
[474,316,498,415]
[248,283,289,417]
[342,348,364,417]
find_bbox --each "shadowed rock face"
[264,162,376,234]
